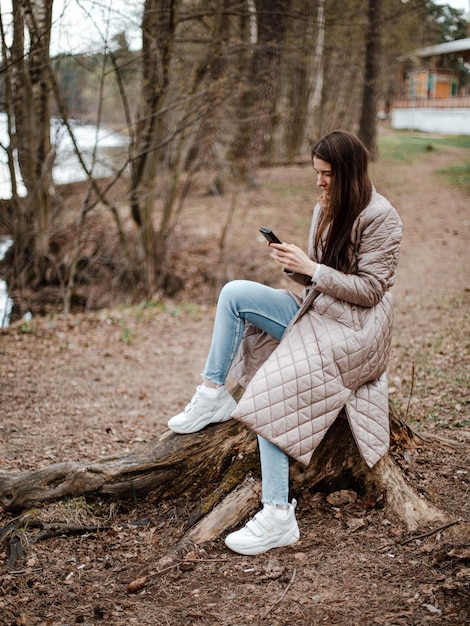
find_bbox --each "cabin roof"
[401,37,470,60]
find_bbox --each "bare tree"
[358,0,382,159]
[228,0,292,186]
[127,0,178,294]
[6,0,54,285]
[128,0,253,295]
[317,1,364,136]
[183,0,238,179]
[284,0,325,160]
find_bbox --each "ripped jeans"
[202,280,299,505]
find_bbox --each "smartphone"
[259,227,282,244]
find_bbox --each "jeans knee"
[218,280,250,309]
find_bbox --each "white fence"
[391,107,470,135]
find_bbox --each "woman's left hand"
[268,243,317,277]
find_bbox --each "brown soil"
[0,132,469,625]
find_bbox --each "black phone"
[259,227,282,244]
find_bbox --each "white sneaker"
[224,500,299,556]
[167,385,237,434]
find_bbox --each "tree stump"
[0,398,448,544]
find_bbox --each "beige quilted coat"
[230,189,403,468]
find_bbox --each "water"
[0,114,128,325]
[0,238,13,327]
[0,113,128,199]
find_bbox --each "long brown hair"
[311,130,372,272]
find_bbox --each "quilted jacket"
[230,188,403,468]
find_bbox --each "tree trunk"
[0,394,447,542]
[228,0,292,186]
[285,0,325,158]
[358,0,381,159]
[129,0,180,294]
[9,0,54,284]
[183,0,235,175]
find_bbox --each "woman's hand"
[268,242,318,277]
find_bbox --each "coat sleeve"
[314,197,403,308]
[282,268,312,287]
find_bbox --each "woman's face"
[313,156,333,199]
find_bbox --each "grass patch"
[378,134,437,162]
[432,136,470,150]
[378,132,470,163]
[378,131,470,192]
[438,161,470,193]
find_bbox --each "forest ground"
[0,128,469,625]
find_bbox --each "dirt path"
[0,138,469,625]
[377,145,469,301]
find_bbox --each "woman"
[168,130,403,556]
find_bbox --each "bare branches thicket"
[1,0,455,313]
[128,0,261,294]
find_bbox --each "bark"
[0,418,258,513]
[0,396,447,540]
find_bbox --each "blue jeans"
[202,280,299,505]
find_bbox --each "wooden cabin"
[392,37,470,134]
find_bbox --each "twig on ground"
[404,361,415,421]
[180,558,231,563]
[262,568,297,618]
[1,567,44,576]
[379,519,462,552]
[127,557,231,593]
[399,519,462,546]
